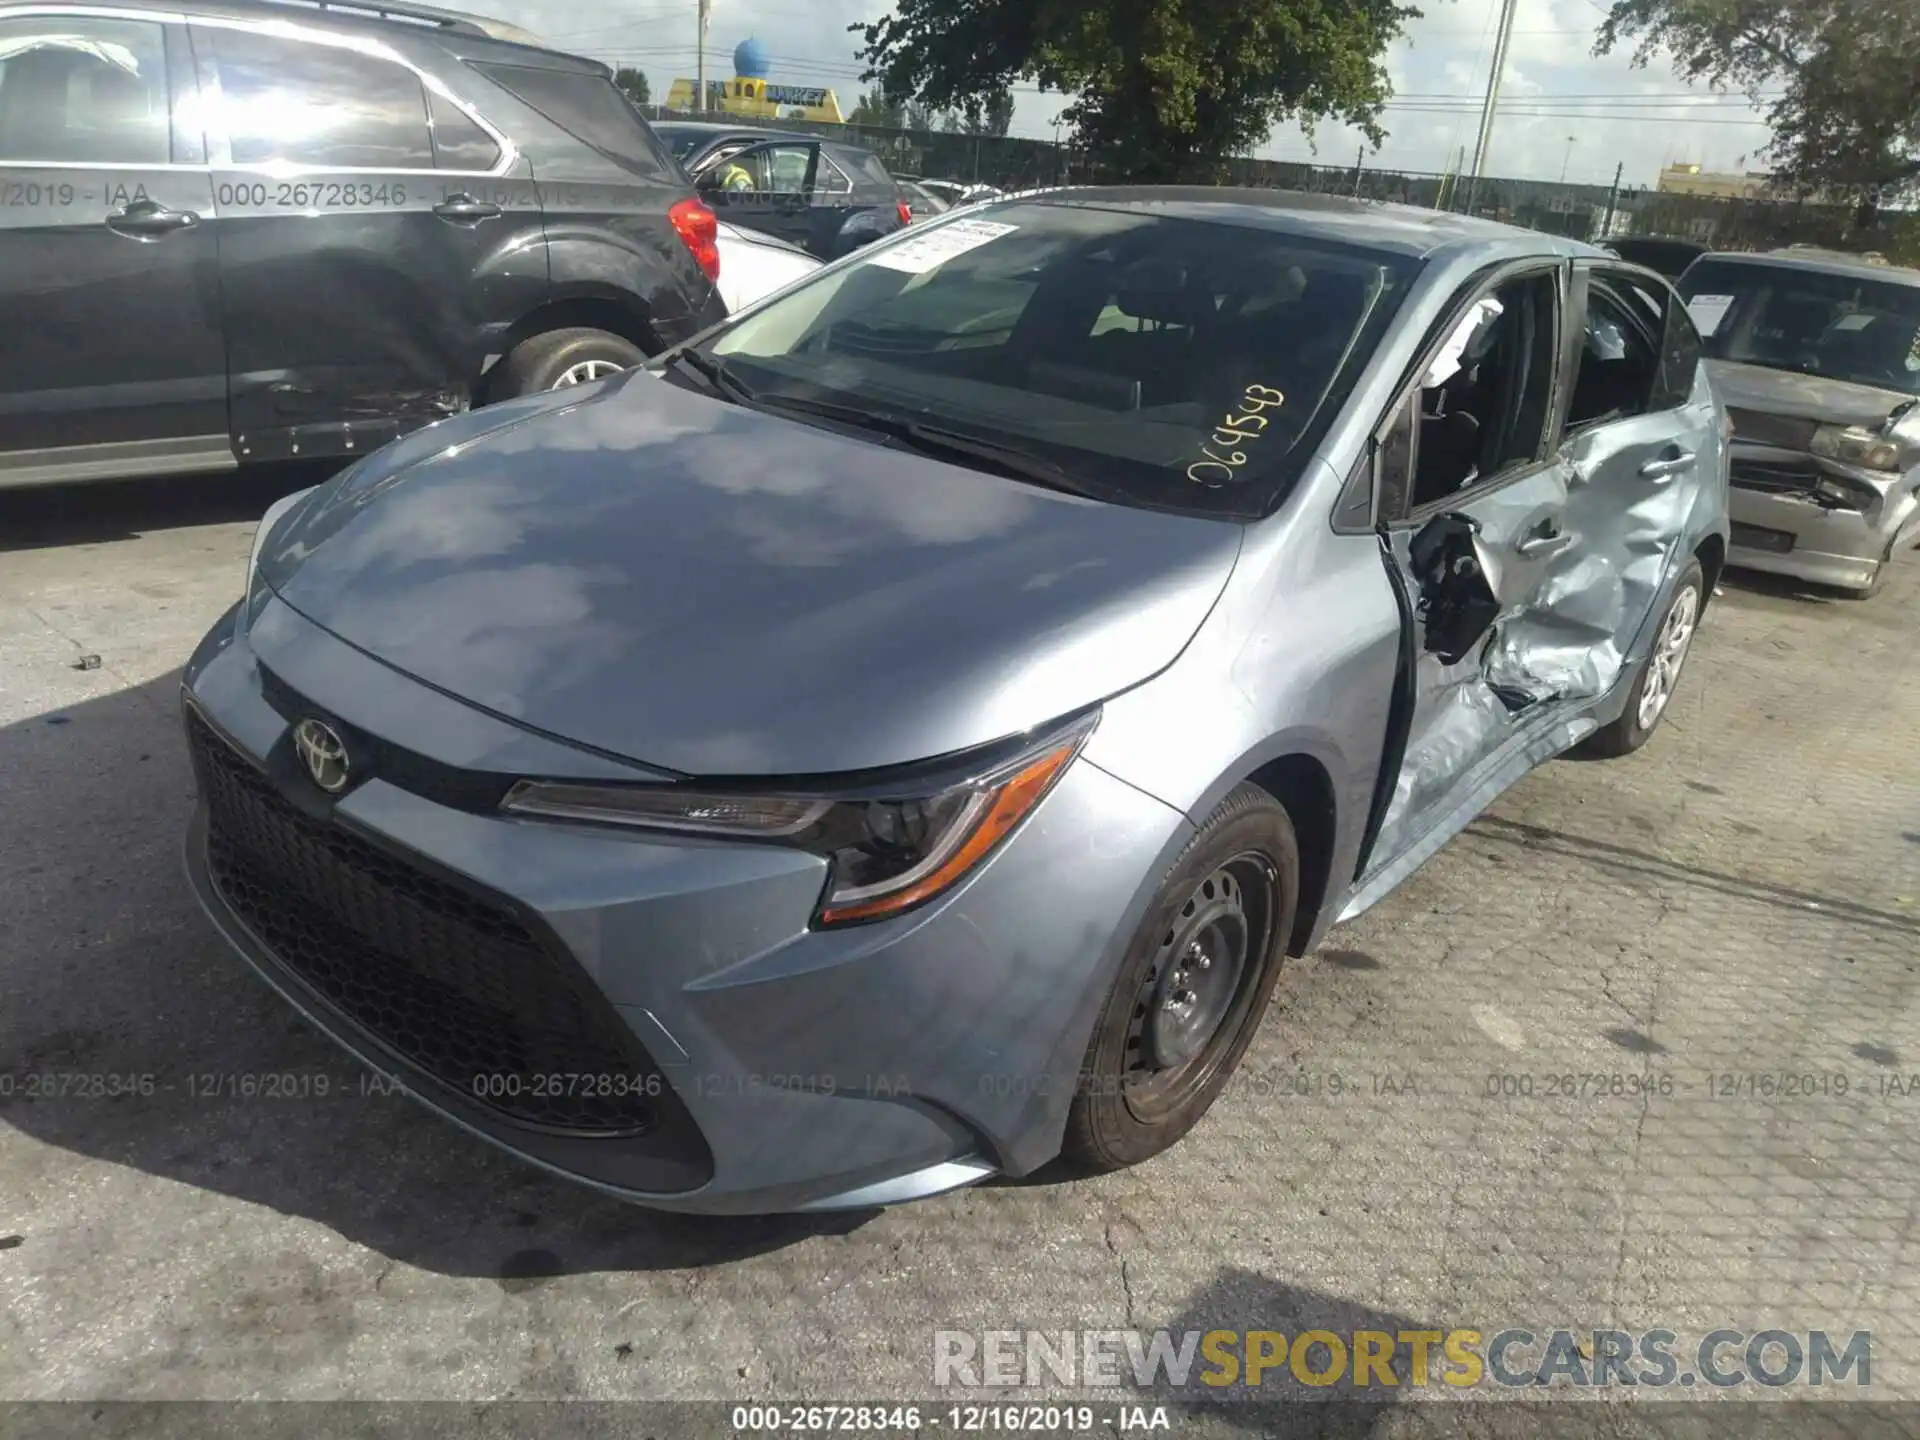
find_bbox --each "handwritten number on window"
[1189,385,1285,486]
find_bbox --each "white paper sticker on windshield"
[1687,294,1734,336]
[866,219,1017,274]
[1831,312,1876,331]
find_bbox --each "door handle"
[1639,450,1696,481]
[433,195,502,223]
[105,201,198,238]
[1515,525,1573,558]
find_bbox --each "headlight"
[239,486,318,630]
[248,487,315,576]
[501,713,1097,927]
[1810,424,1901,472]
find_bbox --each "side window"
[427,89,500,172]
[470,63,675,179]
[817,155,853,196]
[699,143,815,194]
[1407,270,1559,509]
[1565,282,1662,431]
[1653,290,1702,410]
[0,17,170,165]
[206,28,433,169]
[763,143,815,194]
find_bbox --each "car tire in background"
[1580,556,1706,758]
[497,328,645,396]
[1061,784,1298,1172]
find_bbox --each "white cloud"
[477,0,1775,187]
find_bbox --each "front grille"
[1731,522,1797,554]
[1731,457,1819,495]
[255,666,514,814]
[188,711,659,1134]
[1727,408,1817,451]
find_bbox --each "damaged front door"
[1360,261,1584,888]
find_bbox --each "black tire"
[495,327,644,398]
[1061,784,1298,1171]
[1580,557,1706,759]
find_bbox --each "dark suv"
[651,121,909,259]
[0,0,724,488]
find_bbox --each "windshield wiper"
[662,348,756,405]
[743,392,1108,500]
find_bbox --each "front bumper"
[181,596,1191,1214]
[1726,448,1920,591]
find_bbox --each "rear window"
[472,62,672,178]
[1680,258,1920,396]
[705,201,1421,520]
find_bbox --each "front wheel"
[1061,785,1298,1171]
[1581,557,1704,758]
[495,327,644,397]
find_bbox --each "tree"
[1595,0,1919,222]
[905,101,941,133]
[847,88,908,128]
[612,66,650,107]
[980,89,1014,138]
[852,0,1419,183]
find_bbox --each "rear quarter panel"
[480,83,717,348]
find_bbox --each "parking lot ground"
[2,474,1919,1413]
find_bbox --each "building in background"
[1657,163,1773,199]
[665,38,845,123]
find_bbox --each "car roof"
[652,121,813,142]
[1009,186,1599,261]
[13,0,582,61]
[1693,248,1920,286]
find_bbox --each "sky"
[479,0,1780,189]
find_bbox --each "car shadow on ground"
[1,670,874,1278]
[0,464,341,554]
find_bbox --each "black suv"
[0,0,724,488]
[651,121,909,260]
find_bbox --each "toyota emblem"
[293,717,351,794]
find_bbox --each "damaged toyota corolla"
[181,189,1730,1213]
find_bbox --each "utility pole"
[1559,135,1576,184]
[1464,0,1519,214]
[1599,159,1624,239]
[695,0,710,113]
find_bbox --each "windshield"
[1679,258,1920,396]
[693,200,1420,519]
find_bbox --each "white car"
[714,223,821,314]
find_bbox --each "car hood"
[260,372,1243,777]
[1706,359,1916,430]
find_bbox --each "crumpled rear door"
[1366,457,1579,874]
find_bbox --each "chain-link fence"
[645,108,1920,265]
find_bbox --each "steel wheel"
[552,359,626,388]
[1121,852,1277,1126]
[1636,582,1699,730]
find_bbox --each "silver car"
[1678,248,1920,596]
[181,189,1730,1214]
